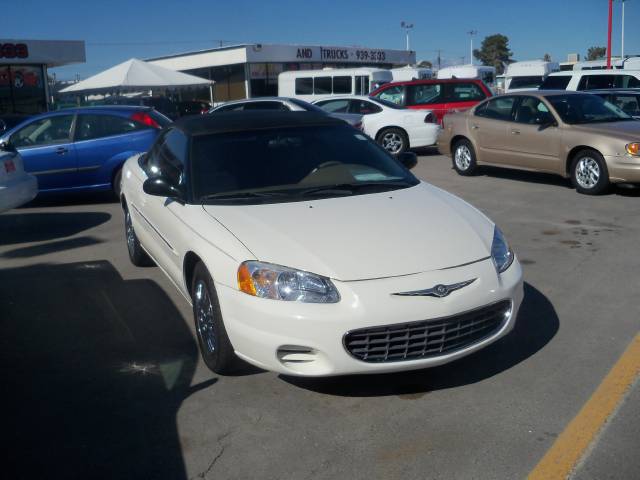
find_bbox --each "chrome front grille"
[343,300,511,363]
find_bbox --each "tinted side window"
[242,102,288,111]
[215,104,244,112]
[513,97,554,125]
[578,75,611,90]
[75,114,144,141]
[475,96,516,121]
[448,83,486,102]
[146,129,188,185]
[314,77,332,95]
[316,99,350,113]
[349,100,383,115]
[332,76,351,94]
[610,94,640,116]
[295,78,313,95]
[354,76,369,95]
[539,76,571,90]
[406,83,443,106]
[619,75,640,88]
[11,115,74,148]
[374,85,404,105]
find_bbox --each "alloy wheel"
[194,281,216,353]
[125,211,136,255]
[381,132,403,154]
[455,145,472,171]
[575,157,600,189]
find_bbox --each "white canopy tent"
[60,58,214,102]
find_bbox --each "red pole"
[607,0,613,69]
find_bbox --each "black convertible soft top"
[174,111,345,136]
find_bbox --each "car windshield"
[547,94,634,124]
[191,125,418,204]
[368,97,404,109]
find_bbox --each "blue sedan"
[0,106,170,196]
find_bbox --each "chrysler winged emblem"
[392,278,476,298]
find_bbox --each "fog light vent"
[277,345,316,364]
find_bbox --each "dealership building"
[0,39,85,115]
[147,43,415,102]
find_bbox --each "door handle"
[56,147,68,155]
[511,130,521,135]
[471,124,479,130]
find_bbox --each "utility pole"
[468,30,477,65]
[401,21,414,51]
[437,49,442,71]
[621,0,627,60]
[607,0,613,69]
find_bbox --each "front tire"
[124,207,153,267]
[191,262,239,375]
[112,168,123,199]
[570,149,610,195]
[452,138,478,176]
[377,128,408,155]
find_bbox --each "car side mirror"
[398,151,418,170]
[537,115,558,130]
[0,139,16,152]
[143,176,184,200]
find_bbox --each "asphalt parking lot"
[2,150,639,480]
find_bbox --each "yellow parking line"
[529,333,640,480]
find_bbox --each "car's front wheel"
[124,207,153,266]
[570,149,610,195]
[377,128,408,155]
[191,262,239,375]
[452,138,478,176]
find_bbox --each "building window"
[0,65,46,115]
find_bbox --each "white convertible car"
[313,96,440,155]
[121,111,523,377]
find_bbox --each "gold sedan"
[437,90,640,194]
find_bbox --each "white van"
[390,66,432,81]
[539,69,640,91]
[572,57,640,70]
[503,60,560,92]
[278,68,393,102]
[436,65,495,86]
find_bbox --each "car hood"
[570,120,640,140]
[202,182,494,281]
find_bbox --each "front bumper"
[217,257,524,376]
[0,172,38,213]
[605,154,640,183]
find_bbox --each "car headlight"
[237,261,340,303]
[491,226,514,274]
[625,143,640,156]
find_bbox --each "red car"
[370,78,492,123]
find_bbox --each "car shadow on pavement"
[0,211,111,245]
[476,165,640,196]
[282,282,559,397]
[1,261,213,479]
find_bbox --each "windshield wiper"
[200,190,290,201]
[296,181,414,197]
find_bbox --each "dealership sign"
[0,43,29,59]
[0,39,85,67]
[247,44,414,65]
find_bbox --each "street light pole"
[607,0,613,69]
[401,21,414,51]
[621,0,626,60]
[468,30,477,65]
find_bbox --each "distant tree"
[586,46,607,61]
[417,60,433,69]
[473,34,513,74]
[543,53,552,62]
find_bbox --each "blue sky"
[5,0,638,80]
